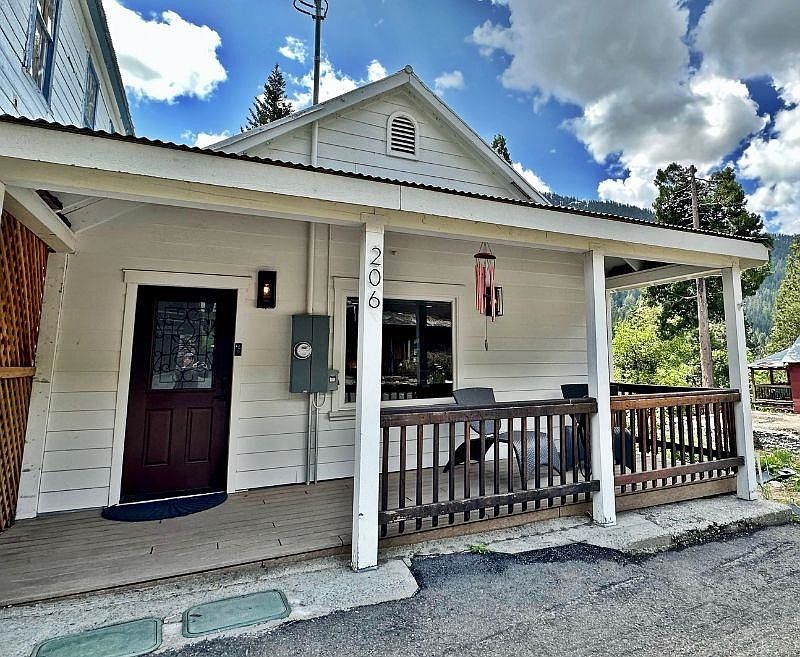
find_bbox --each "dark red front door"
[121,286,236,502]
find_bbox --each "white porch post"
[351,218,384,571]
[584,249,616,525]
[721,265,757,500]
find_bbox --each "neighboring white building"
[0,67,766,602]
[0,0,132,133]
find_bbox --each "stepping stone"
[182,590,290,638]
[31,618,161,657]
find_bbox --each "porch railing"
[610,388,742,494]
[378,398,599,537]
[753,383,792,405]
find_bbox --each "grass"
[468,542,490,554]
[759,448,800,506]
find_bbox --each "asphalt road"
[163,524,800,657]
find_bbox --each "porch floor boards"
[0,461,588,605]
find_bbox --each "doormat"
[182,590,291,638]
[31,618,161,657]
[101,493,227,522]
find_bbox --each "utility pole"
[689,164,715,388]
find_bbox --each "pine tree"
[768,237,800,352]
[644,164,771,338]
[491,134,512,164]
[242,64,293,131]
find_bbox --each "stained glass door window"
[150,300,216,389]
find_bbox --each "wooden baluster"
[659,407,667,487]
[629,409,638,492]
[416,423,424,530]
[448,421,455,525]
[493,417,500,517]
[571,413,580,503]
[618,409,627,494]
[704,402,714,479]
[649,407,657,483]
[534,416,542,509]
[478,419,486,519]
[521,416,528,512]
[399,425,407,534]
[546,415,554,507]
[584,413,592,501]
[432,424,439,527]
[695,404,704,480]
[507,415,514,515]
[676,406,686,482]
[686,403,696,482]
[668,406,677,486]
[380,426,390,537]
[725,401,737,475]
[639,408,648,487]
[559,415,567,506]
[463,421,471,522]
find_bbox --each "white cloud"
[695,0,800,231]
[193,131,231,148]
[367,59,388,82]
[512,161,550,194]
[289,59,388,108]
[278,36,307,64]
[433,70,465,96]
[103,0,226,103]
[470,0,765,208]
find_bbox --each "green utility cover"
[31,618,162,657]
[182,590,291,638]
[290,314,330,393]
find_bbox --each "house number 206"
[368,246,382,308]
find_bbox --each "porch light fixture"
[257,270,277,309]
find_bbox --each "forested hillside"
[543,192,791,355]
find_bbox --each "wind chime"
[474,241,500,351]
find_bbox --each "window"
[83,59,99,128]
[344,297,453,403]
[27,0,59,96]
[387,112,418,159]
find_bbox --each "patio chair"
[559,383,635,473]
[443,387,560,481]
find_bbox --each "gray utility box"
[290,314,330,394]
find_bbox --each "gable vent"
[387,113,418,158]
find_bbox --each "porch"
[0,386,741,605]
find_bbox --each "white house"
[0,0,132,133]
[0,66,767,604]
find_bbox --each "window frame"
[25,0,61,100]
[331,277,463,419]
[83,56,99,129]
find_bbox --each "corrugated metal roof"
[0,114,769,245]
[749,336,800,368]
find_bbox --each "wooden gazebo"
[748,336,800,412]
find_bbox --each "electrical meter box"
[290,314,330,394]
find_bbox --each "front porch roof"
[0,115,768,270]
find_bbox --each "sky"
[103,0,800,233]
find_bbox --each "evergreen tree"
[491,134,512,164]
[242,64,293,131]
[768,237,800,352]
[643,164,771,338]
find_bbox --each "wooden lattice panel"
[0,210,49,531]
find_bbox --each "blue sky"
[104,0,800,232]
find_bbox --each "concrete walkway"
[1,496,793,657]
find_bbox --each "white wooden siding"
[35,204,586,513]
[245,89,526,199]
[0,0,123,131]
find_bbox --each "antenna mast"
[293,0,328,105]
